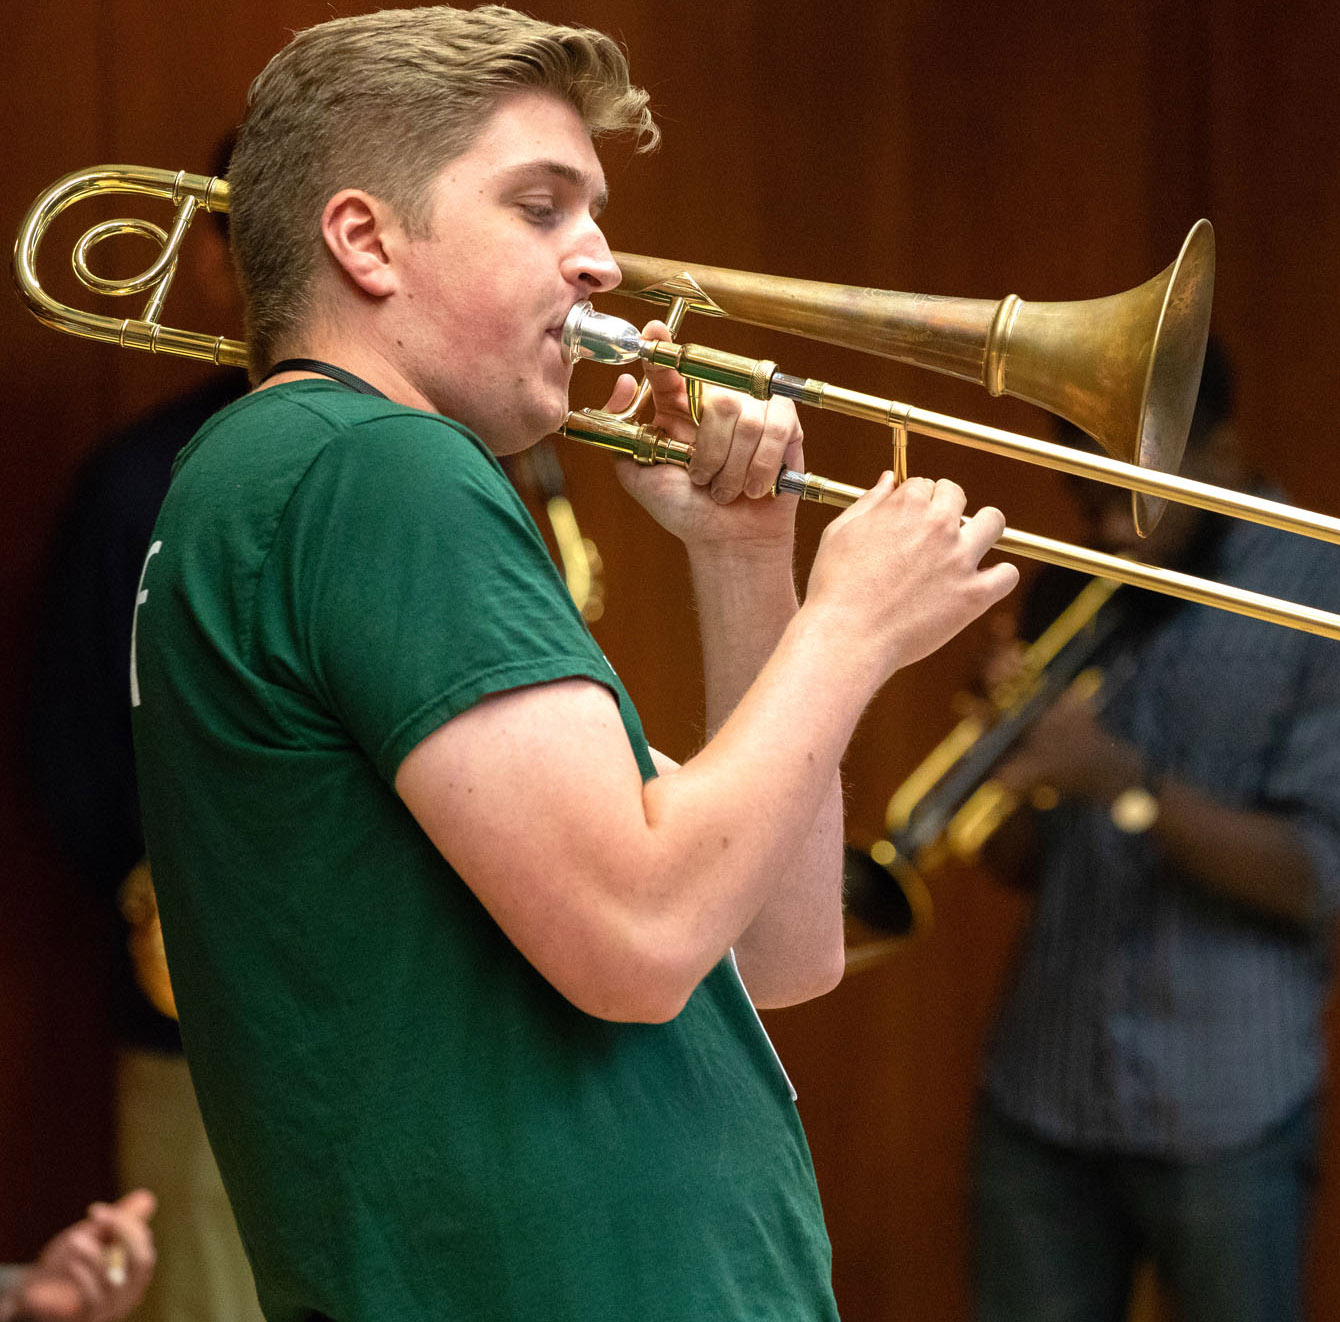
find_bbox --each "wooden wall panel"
[1,0,117,1258]
[3,2,1338,1317]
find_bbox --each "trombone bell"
[613,219,1215,535]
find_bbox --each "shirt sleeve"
[270,412,618,785]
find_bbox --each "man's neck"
[261,333,435,413]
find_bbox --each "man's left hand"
[603,321,804,551]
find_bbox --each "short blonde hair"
[229,5,657,375]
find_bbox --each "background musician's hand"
[977,612,1029,702]
[3,1190,157,1322]
[994,688,1141,804]
[603,321,804,554]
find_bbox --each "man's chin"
[543,390,574,440]
[484,403,568,456]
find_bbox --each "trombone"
[14,163,1340,640]
[559,272,1340,641]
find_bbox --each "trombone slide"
[560,305,1340,643]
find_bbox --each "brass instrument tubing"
[629,337,1340,548]
[13,166,247,369]
[772,470,1340,643]
[19,170,1340,640]
[838,390,1340,546]
[763,373,1340,548]
[560,408,1340,643]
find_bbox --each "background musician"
[26,137,260,1322]
[971,338,1340,1322]
[127,7,1016,1318]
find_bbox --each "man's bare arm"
[399,475,1015,1023]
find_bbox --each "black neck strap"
[262,357,388,399]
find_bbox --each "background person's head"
[228,4,658,378]
[1064,335,1239,566]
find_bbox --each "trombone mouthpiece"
[561,302,645,367]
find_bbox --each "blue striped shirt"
[984,507,1340,1157]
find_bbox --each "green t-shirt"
[131,382,838,1322]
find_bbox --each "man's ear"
[320,189,399,298]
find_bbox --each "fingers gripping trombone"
[557,296,1340,642]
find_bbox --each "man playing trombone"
[128,6,1016,1318]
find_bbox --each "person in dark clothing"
[972,340,1340,1322]
[27,136,262,1322]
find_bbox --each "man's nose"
[567,223,621,295]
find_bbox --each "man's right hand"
[803,471,1018,684]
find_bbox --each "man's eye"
[521,203,557,224]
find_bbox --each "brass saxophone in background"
[844,576,1128,940]
[504,439,605,623]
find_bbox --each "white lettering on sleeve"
[130,540,163,708]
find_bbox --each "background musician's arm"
[995,687,1334,931]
